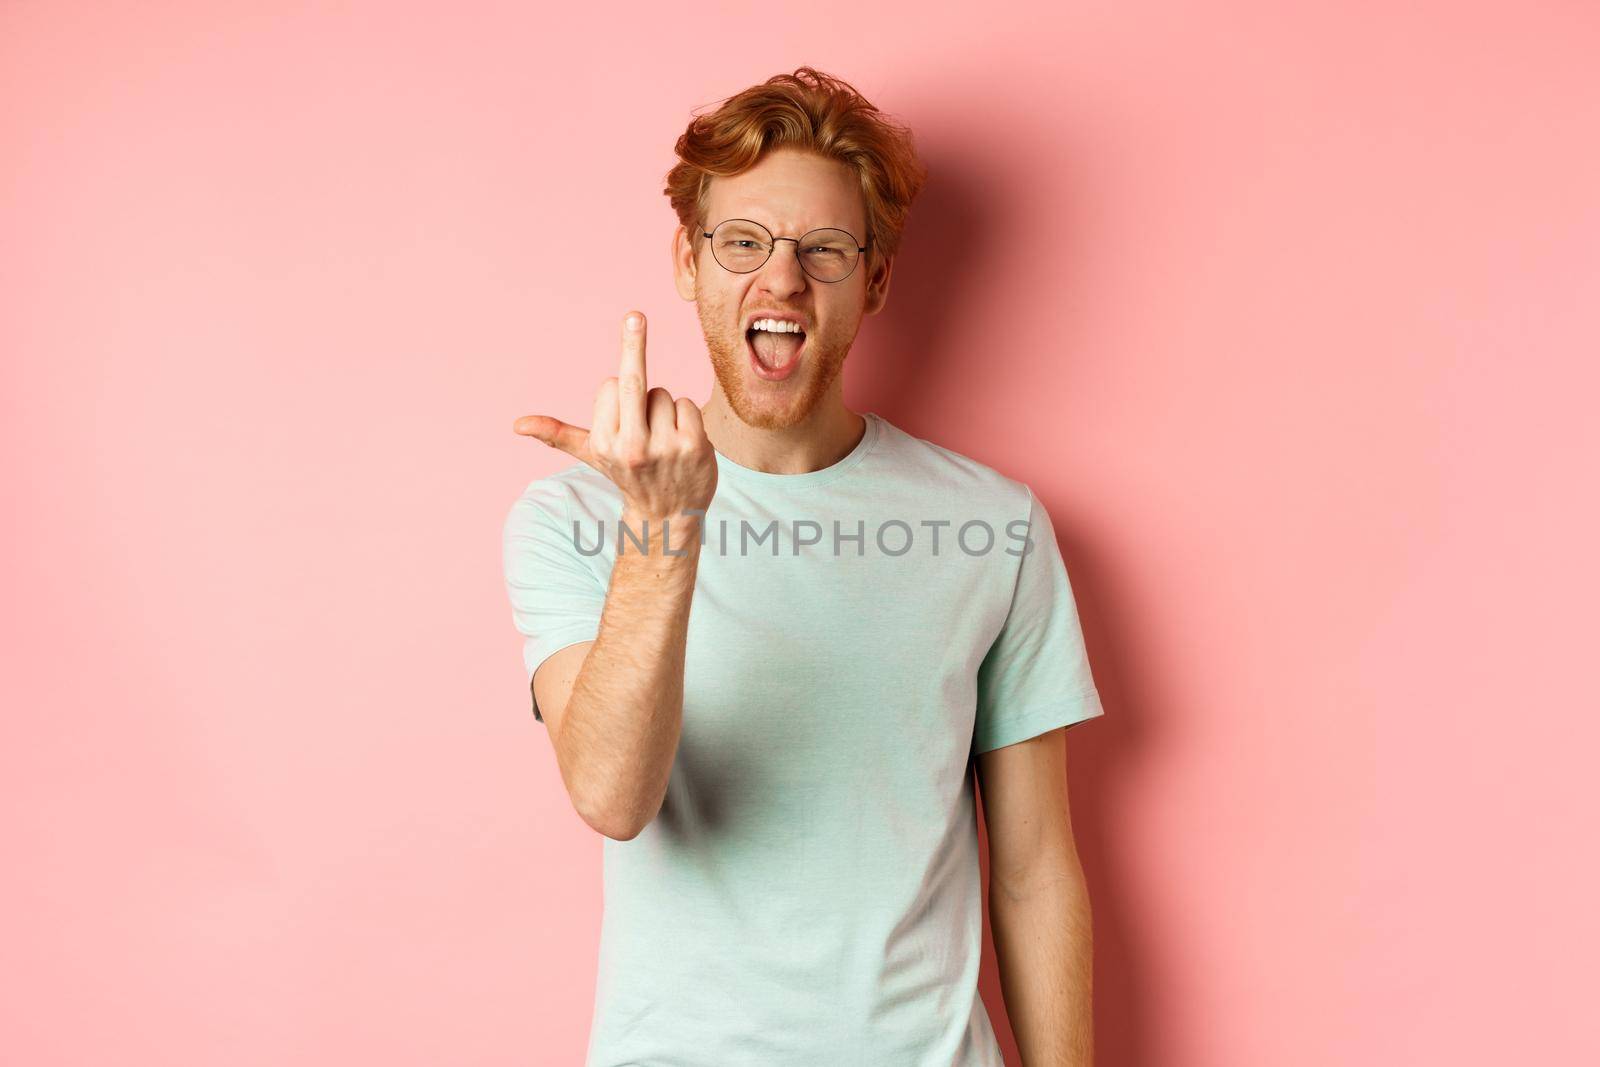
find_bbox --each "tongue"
[753,329,804,368]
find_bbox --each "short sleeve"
[501,477,607,722]
[972,486,1104,754]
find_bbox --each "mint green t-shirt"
[501,411,1103,1066]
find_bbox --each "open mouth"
[745,324,807,380]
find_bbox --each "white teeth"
[750,318,803,333]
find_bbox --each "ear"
[671,225,698,302]
[863,252,894,316]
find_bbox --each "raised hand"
[514,311,717,530]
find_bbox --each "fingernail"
[625,313,642,331]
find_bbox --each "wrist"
[618,507,704,557]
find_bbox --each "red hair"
[664,67,928,274]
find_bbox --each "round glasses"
[700,218,870,284]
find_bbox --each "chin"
[723,375,815,429]
[735,398,814,431]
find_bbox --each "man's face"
[673,146,892,430]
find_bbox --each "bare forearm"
[989,855,1095,1066]
[561,511,701,838]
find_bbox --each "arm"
[514,309,718,842]
[977,726,1094,1066]
[535,509,702,840]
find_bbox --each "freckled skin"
[676,146,891,434]
[692,275,854,431]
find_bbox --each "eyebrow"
[717,216,860,237]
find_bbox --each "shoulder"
[870,415,1035,523]
[503,462,618,534]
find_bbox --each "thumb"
[514,414,592,462]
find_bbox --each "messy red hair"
[664,67,927,276]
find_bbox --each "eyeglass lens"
[708,219,861,282]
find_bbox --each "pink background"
[4,3,1597,1064]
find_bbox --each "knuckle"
[619,373,644,394]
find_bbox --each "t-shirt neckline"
[712,411,882,490]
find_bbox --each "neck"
[699,390,866,476]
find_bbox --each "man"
[503,68,1103,1066]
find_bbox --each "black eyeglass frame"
[698,218,872,283]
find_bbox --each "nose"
[754,238,808,298]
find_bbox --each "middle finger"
[617,311,648,440]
